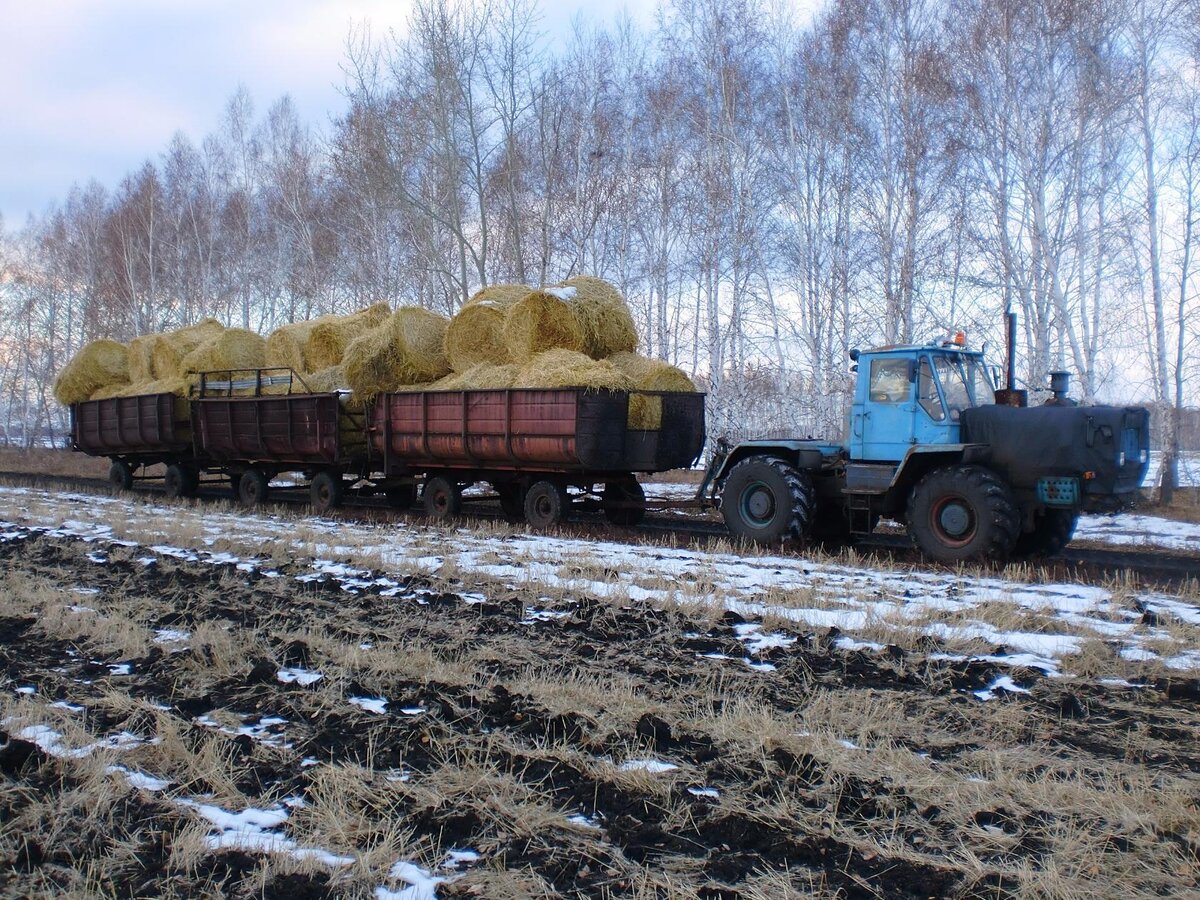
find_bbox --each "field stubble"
[0,486,1197,898]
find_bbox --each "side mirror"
[849,348,860,362]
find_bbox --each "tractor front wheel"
[720,456,815,544]
[907,465,1018,565]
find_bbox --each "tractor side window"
[933,356,973,419]
[869,359,911,403]
[918,359,945,421]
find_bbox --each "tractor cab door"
[850,356,917,462]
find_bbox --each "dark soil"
[0,526,1197,898]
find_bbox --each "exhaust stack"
[994,311,1028,407]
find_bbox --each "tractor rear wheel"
[908,465,1019,565]
[720,456,815,544]
[423,477,462,521]
[603,478,646,527]
[1012,509,1078,559]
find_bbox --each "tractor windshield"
[932,354,992,419]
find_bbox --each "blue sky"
[0,0,654,228]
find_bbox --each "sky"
[0,0,655,228]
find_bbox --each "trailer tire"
[1012,509,1078,559]
[164,463,198,499]
[721,456,814,543]
[907,465,1018,565]
[310,471,343,513]
[423,477,461,521]
[524,480,569,530]
[238,469,270,507]
[385,483,418,509]
[496,483,525,522]
[603,478,646,527]
[108,460,133,492]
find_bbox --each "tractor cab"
[848,338,993,463]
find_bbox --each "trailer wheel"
[164,463,198,499]
[496,483,525,522]
[524,480,569,530]
[603,478,646,527]
[238,469,270,507]
[310,471,344,513]
[108,460,133,492]
[907,465,1018,565]
[1012,509,1078,559]
[721,456,814,543]
[385,483,417,509]
[423,477,461,520]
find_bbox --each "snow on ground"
[0,485,1197,682]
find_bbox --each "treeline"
[1,0,1197,478]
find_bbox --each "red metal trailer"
[370,387,706,527]
[70,392,199,494]
[68,371,707,528]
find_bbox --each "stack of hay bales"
[434,276,696,429]
[343,306,452,402]
[53,340,131,405]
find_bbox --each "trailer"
[69,371,707,526]
[369,387,706,526]
[70,392,200,494]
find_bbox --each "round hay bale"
[514,349,635,392]
[89,382,133,401]
[181,328,266,374]
[264,322,312,373]
[608,352,696,392]
[127,335,156,384]
[445,301,520,371]
[53,339,130,405]
[464,283,531,308]
[344,307,451,402]
[503,291,586,363]
[150,318,225,379]
[305,301,392,371]
[430,363,519,391]
[560,275,638,359]
[302,364,350,394]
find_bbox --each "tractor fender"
[710,440,842,486]
[884,444,993,511]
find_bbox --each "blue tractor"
[704,320,1151,565]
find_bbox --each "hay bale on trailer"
[430,362,519,391]
[305,302,392,371]
[150,319,225,379]
[53,339,130,405]
[302,364,350,394]
[181,328,266,374]
[514,349,635,392]
[560,276,638,359]
[609,352,697,430]
[502,291,587,363]
[264,321,312,373]
[127,335,156,384]
[444,284,529,371]
[344,307,451,401]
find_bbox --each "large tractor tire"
[721,456,815,544]
[907,465,1019,565]
[1012,509,1078,559]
